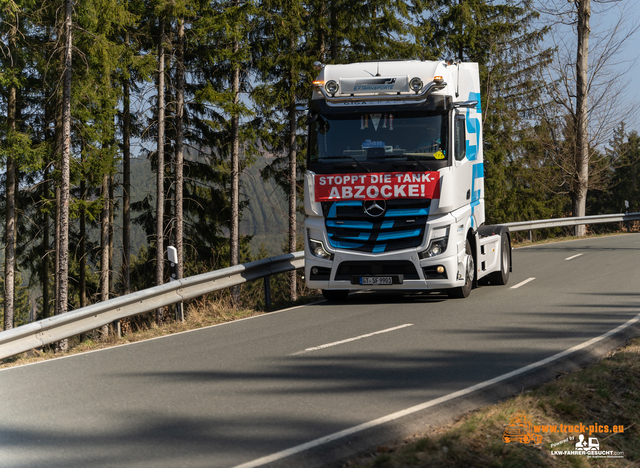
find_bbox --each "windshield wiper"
[318,156,371,173]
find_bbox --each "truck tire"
[448,239,474,299]
[488,232,510,285]
[322,289,350,302]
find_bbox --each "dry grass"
[348,337,640,468]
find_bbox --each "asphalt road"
[1,234,639,468]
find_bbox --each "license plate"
[360,276,393,285]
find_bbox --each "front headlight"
[309,239,334,260]
[419,236,448,259]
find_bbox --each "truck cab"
[303,60,511,301]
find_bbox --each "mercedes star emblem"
[363,199,387,217]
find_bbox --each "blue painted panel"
[377,229,422,241]
[327,220,374,230]
[327,200,362,218]
[328,239,365,249]
[385,208,429,217]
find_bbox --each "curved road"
[1,234,639,467]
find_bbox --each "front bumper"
[305,247,466,291]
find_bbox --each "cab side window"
[455,116,466,161]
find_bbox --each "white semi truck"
[303,60,511,301]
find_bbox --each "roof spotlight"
[409,77,423,94]
[325,80,339,95]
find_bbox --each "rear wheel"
[322,289,350,302]
[448,239,474,299]
[488,232,510,285]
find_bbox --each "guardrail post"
[528,230,532,242]
[625,201,630,232]
[264,275,272,309]
[168,246,184,322]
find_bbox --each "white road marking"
[232,312,640,468]
[291,324,414,356]
[510,277,536,289]
[565,253,584,261]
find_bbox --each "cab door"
[452,112,473,214]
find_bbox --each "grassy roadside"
[346,336,640,466]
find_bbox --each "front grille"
[335,261,420,280]
[323,199,430,253]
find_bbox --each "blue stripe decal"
[472,163,484,179]
[377,229,422,241]
[386,208,429,217]
[327,220,373,229]
[327,201,361,218]
[328,239,365,249]
[334,233,371,241]
[372,244,387,253]
[466,92,481,162]
[381,220,395,229]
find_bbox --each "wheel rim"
[467,253,475,284]
[502,239,509,273]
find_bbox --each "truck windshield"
[308,111,449,172]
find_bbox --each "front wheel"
[488,232,510,285]
[448,239,474,299]
[322,289,350,302]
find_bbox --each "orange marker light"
[313,80,324,87]
[433,76,444,84]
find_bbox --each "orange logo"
[503,411,543,444]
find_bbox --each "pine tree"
[429,0,555,224]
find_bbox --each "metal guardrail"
[0,252,303,361]
[1,212,638,362]
[503,212,640,232]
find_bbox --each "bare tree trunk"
[230,20,240,305]
[109,173,120,337]
[79,178,86,309]
[100,172,109,338]
[288,37,298,302]
[574,0,591,236]
[122,33,131,295]
[330,1,338,60]
[55,0,72,352]
[4,83,17,331]
[175,19,185,281]
[109,174,114,295]
[55,183,60,314]
[42,186,51,319]
[156,19,166,325]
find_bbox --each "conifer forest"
[1,0,639,330]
